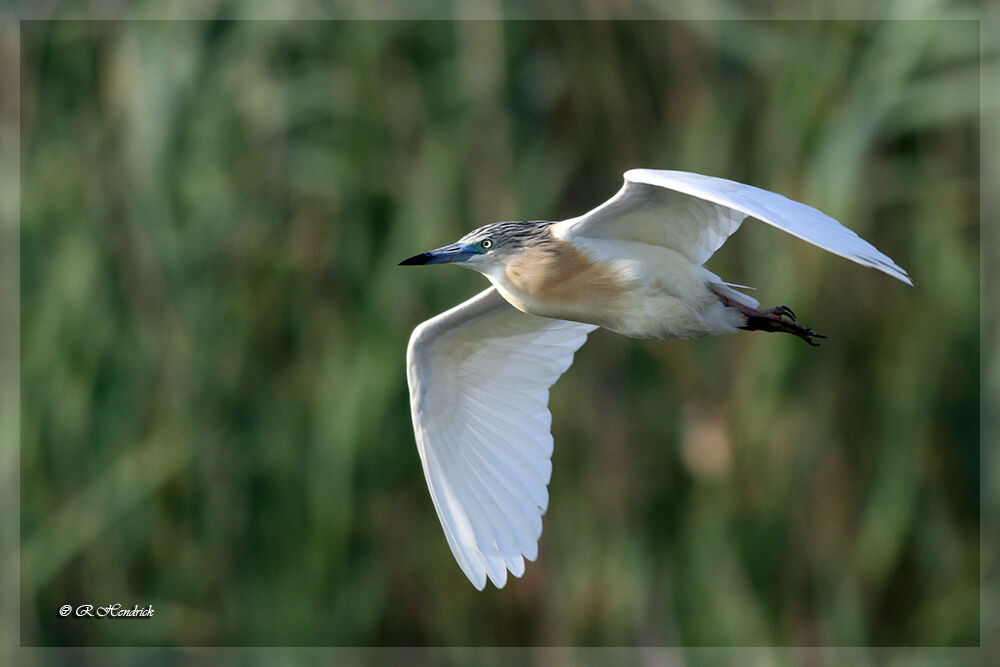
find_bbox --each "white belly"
[489,238,748,340]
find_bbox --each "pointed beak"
[398,242,478,266]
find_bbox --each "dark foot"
[711,289,826,347]
[741,309,827,347]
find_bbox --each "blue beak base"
[399,243,479,266]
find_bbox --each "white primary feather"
[406,287,596,589]
[553,169,912,285]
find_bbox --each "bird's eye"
[481,239,494,249]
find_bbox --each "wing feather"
[462,432,540,552]
[441,440,509,587]
[466,413,553,487]
[553,169,911,285]
[453,447,521,579]
[406,287,596,589]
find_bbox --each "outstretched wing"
[406,287,596,589]
[553,169,911,285]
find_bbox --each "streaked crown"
[459,220,556,255]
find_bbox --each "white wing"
[553,169,912,285]
[406,287,596,589]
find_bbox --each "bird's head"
[398,220,553,275]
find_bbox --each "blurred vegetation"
[18,18,983,650]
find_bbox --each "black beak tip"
[399,253,430,266]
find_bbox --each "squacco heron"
[399,169,911,590]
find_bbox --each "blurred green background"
[19,19,981,647]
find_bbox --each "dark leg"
[711,289,827,347]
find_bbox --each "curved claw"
[801,330,827,347]
[766,305,797,321]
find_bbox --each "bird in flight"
[399,169,911,590]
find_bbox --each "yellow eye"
[481,239,494,249]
